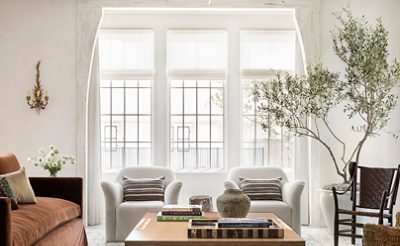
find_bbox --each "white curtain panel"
[87,41,103,225]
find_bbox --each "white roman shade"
[240,30,296,79]
[167,30,227,79]
[99,30,154,79]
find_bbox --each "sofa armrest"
[0,197,12,246]
[164,180,182,205]
[282,180,305,234]
[29,177,83,209]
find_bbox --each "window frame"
[99,29,155,171]
[239,29,297,172]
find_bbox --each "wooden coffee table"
[125,212,305,246]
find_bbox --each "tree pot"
[217,189,250,218]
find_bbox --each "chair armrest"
[101,181,123,241]
[282,180,304,234]
[282,180,305,206]
[224,180,239,190]
[164,180,182,205]
[0,197,12,246]
[101,181,123,209]
[29,177,83,209]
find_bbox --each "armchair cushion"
[239,176,282,201]
[123,176,165,201]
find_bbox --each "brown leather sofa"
[0,153,87,246]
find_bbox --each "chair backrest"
[358,165,398,209]
[0,153,21,175]
[227,166,289,185]
[116,166,176,186]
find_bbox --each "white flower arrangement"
[28,145,75,176]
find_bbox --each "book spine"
[187,228,283,239]
[162,211,203,216]
[162,209,201,212]
[157,215,204,222]
[217,223,271,228]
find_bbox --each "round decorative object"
[216,189,250,218]
[189,195,214,212]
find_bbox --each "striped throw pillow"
[123,176,166,202]
[239,176,282,201]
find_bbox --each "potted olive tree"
[252,9,400,233]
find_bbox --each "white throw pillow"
[0,167,37,204]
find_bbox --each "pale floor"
[86,224,362,246]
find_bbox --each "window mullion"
[182,85,185,169]
[137,84,140,166]
[196,80,199,169]
[209,81,212,169]
[123,81,126,168]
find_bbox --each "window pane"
[184,116,197,142]
[125,142,138,166]
[125,80,138,87]
[111,88,124,114]
[111,142,124,169]
[100,87,110,114]
[211,143,223,169]
[125,88,137,114]
[198,116,210,142]
[138,143,151,166]
[139,116,151,142]
[138,88,151,114]
[170,116,183,141]
[184,88,196,114]
[211,116,223,142]
[112,116,124,142]
[170,88,183,115]
[243,116,255,142]
[211,88,223,115]
[125,116,138,142]
[197,143,209,169]
[171,80,183,87]
[197,88,210,115]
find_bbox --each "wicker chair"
[332,163,400,246]
[363,212,400,246]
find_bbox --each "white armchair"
[225,167,304,234]
[101,166,182,242]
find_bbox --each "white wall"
[313,0,400,226]
[319,0,400,187]
[0,0,77,176]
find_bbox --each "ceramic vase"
[217,189,250,218]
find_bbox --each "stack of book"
[157,205,204,221]
[187,218,284,239]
